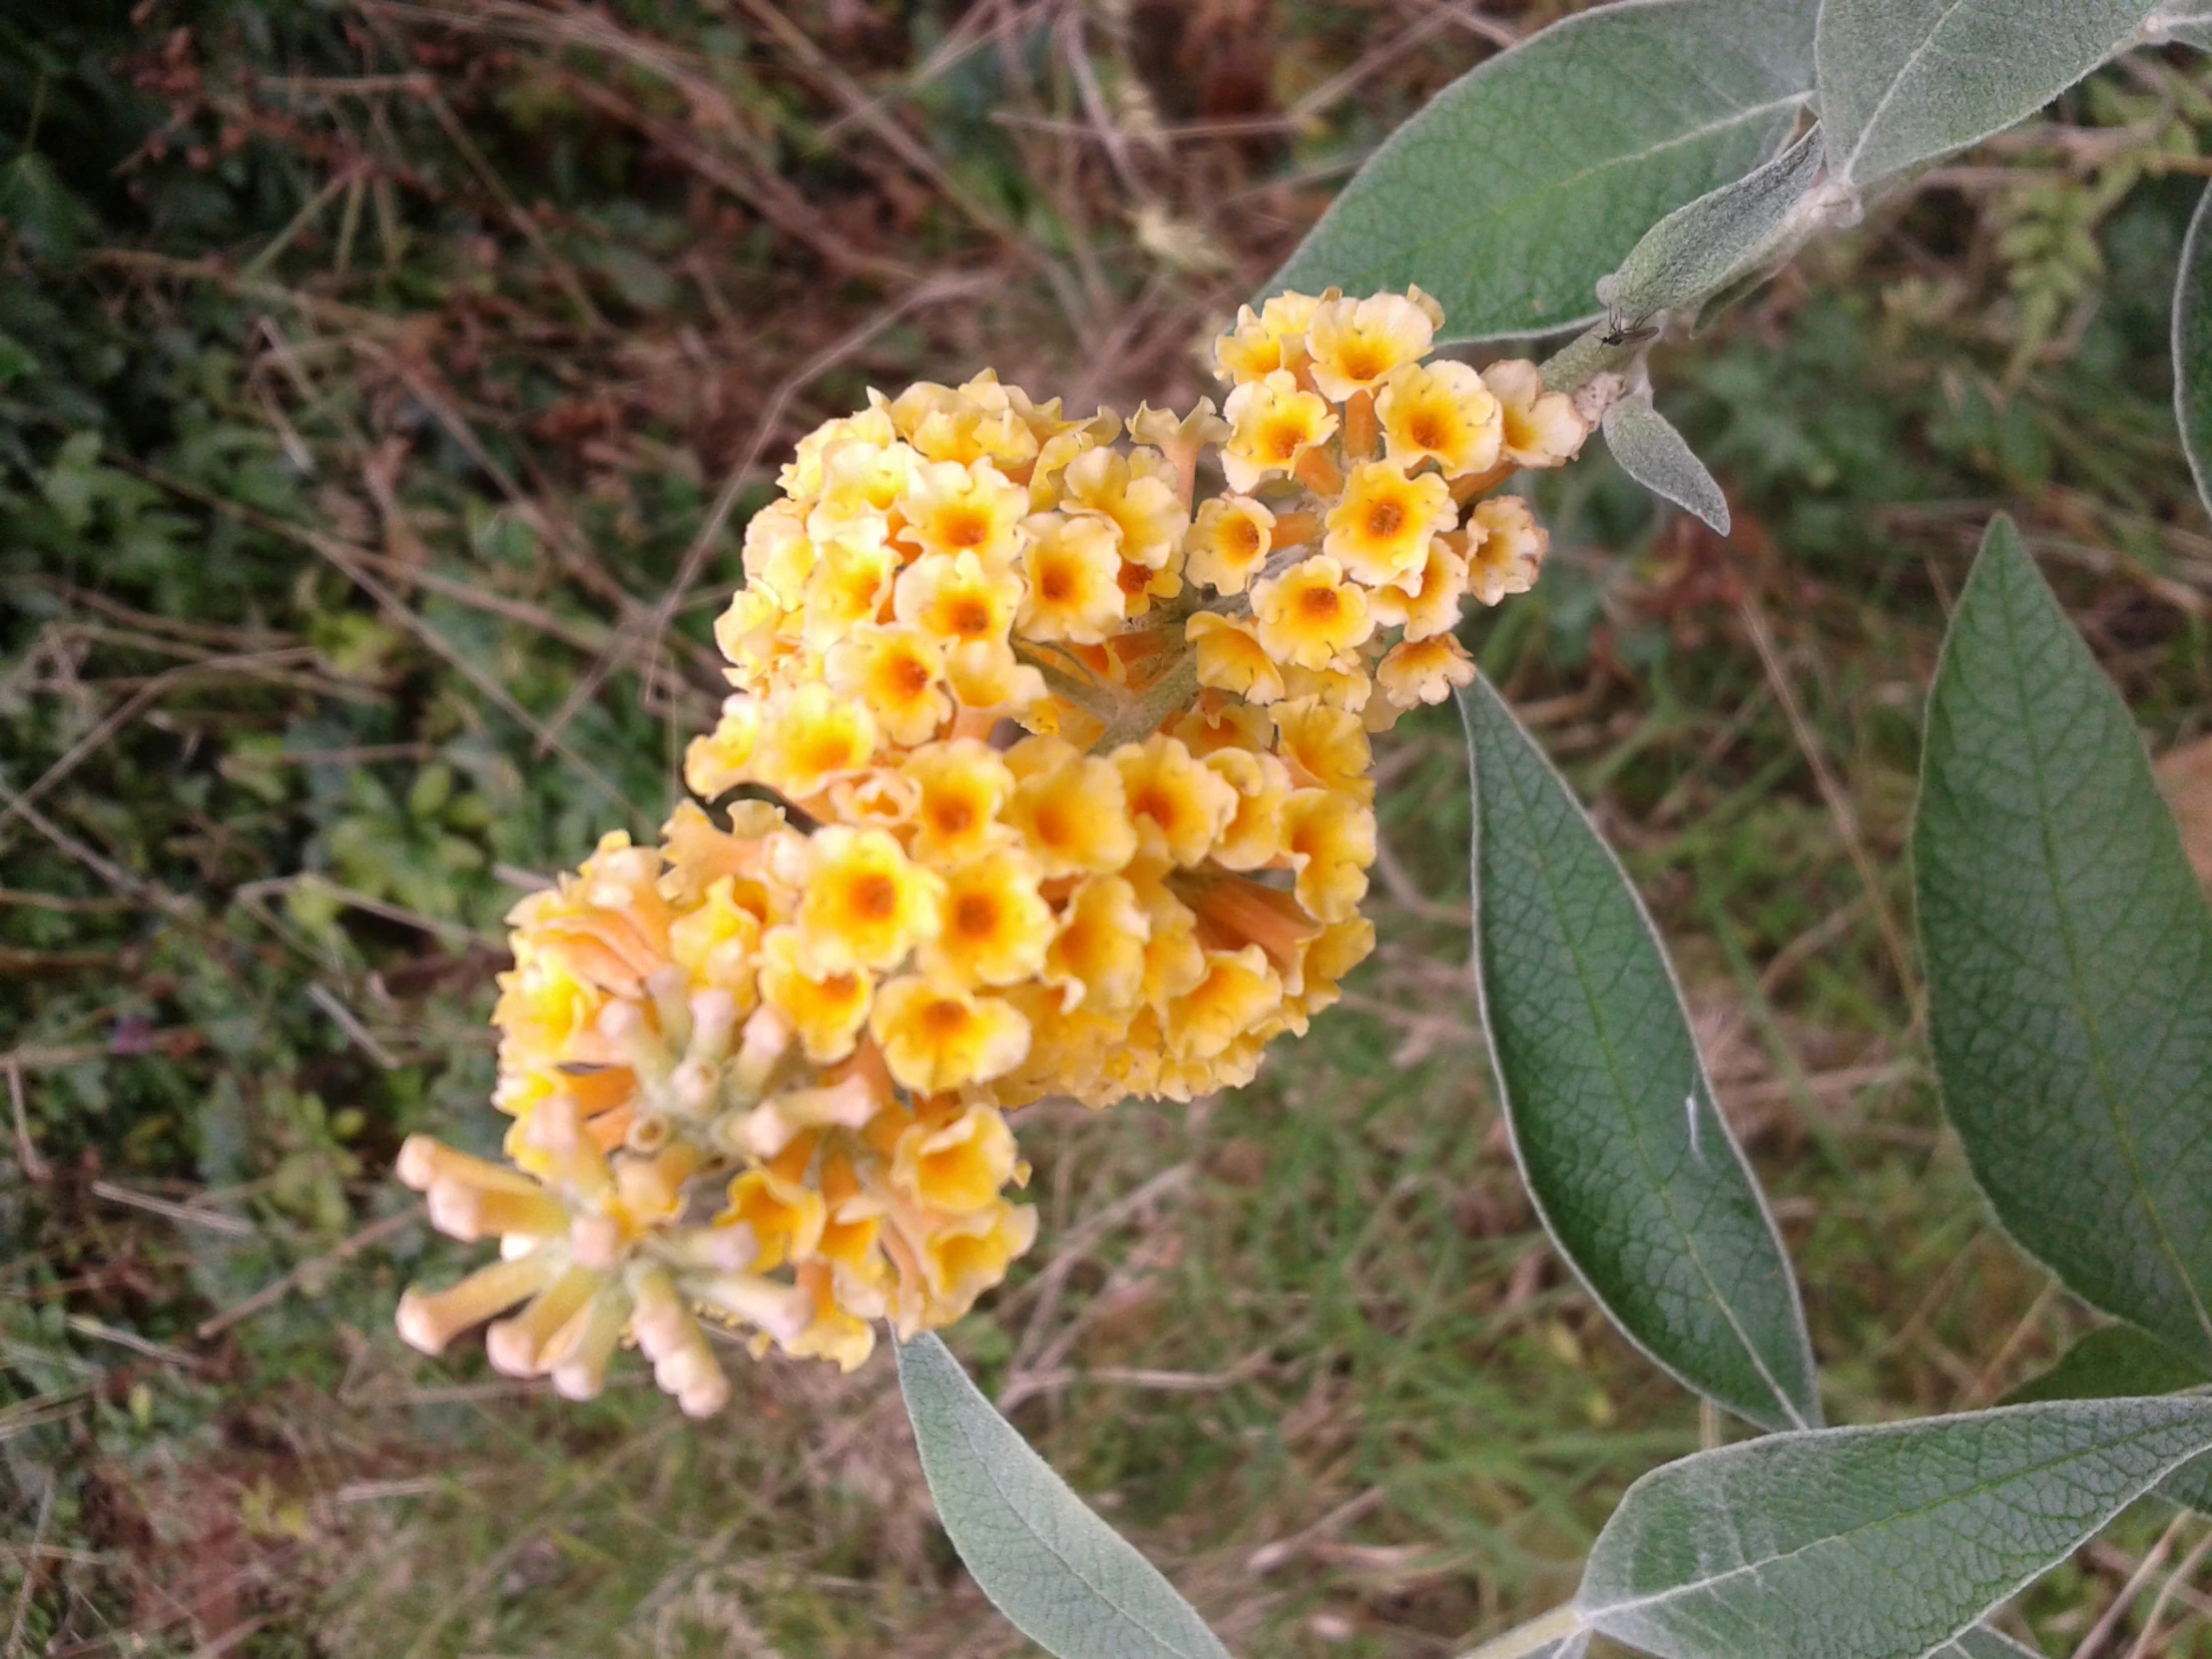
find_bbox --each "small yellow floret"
[1378,633,1477,709]
[1483,359,1590,469]
[1113,735,1238,867]
[1213,291,1323,384]
[685,696,761,799]
[869,978,1032,1092]
[667,876,765,1003]
[1306,290,1437,402]
[891,1103,1021,1214]
[895,458,1028,560]
[799,536,898,653]
[1019,512,1126,644]
[1252,556,1375,671]
[1202,748,1293,871]
[901,739,1016,866]
[758,925,873,1062]
[758,684,878,800]
[1222,371,1339,494]
[1042,874,1151,1014]
[1280,789,1377,923]
[1323,461,1456,587]
[808,439,915,541]
[1466,496,1549,605]
[1371,538,1469,642]
[1002,739,1138,877]
[1060,447,1189,571]
[1184,494,1275,595]
[724,1167,827,1273]
[1187,612,1287,705]
[825,622,950,747]
[1273,698,1376,804]
[893,548,1025,652]
[797,827,944,974]
[922,847,1055,987]
[1166,944,1282,1062]
[1378,359,1502,477]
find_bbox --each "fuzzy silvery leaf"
[896,1335,1231,1659]
[1915,517,2212,1369]
[1998,1326,2212,1513]
[2175,183,2212,518]
[1579,1398,2212,1659]
[1458,676,1818,1432]
[1272,0,1817,342]
[1598,128,1825,323]
[1600,395,1732,534]
[2152,2,2212,49]
[1817,0,2158,189]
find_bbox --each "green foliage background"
[8,3,2212,1655]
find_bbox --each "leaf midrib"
[1333,93,1807,279]
[1831,0,1977,182]
[1583,1409,2212,1623]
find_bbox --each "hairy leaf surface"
[1915,517,2212,1367]
[1599,128,1824,323]
[1273,0,1817,340]
[1580,1398,2212,1659]
[1600,395,1732,534]
[897,1335,1231,1659]
[1460,676,1817,1431]
[1817,0,2156,188]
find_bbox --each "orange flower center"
[954,893,1000,938]
[1408,411,1447,451]
[1299,585,1343,623]
[1365,500,1404,538]
[947,598,993,637]
[850,873,898,919]
[941,507,990,548]
[1261,419,1306,462]
[1130,787,1174,830]
[920,997,969,1036]
[889,654,932,697]
[1037,561,1073,602]
[1340,341,1387,382]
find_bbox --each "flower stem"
[1454,1603,1586,1659]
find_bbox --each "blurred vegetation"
[8,3,2212,1656]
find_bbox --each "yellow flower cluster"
[394,288,1586,1413]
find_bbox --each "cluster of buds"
[393,288,1588,1413]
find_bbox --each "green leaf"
[1459,676,1819,1432]
[1914,516,2212,1367]
[1598,128,1825,324]
[2173,182,2212,519]
[1600,394,1732,534]
[2002,1326,2210,1407]
[1578,1397,2212,1659]
[1998,1327,2212,1513]
[1271,0,1819,342]
[895,1335,1232,1659]
[1816,0,2157,189]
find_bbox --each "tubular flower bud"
[394,288,1588,1404]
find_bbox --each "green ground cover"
[7,4,2212,1655]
